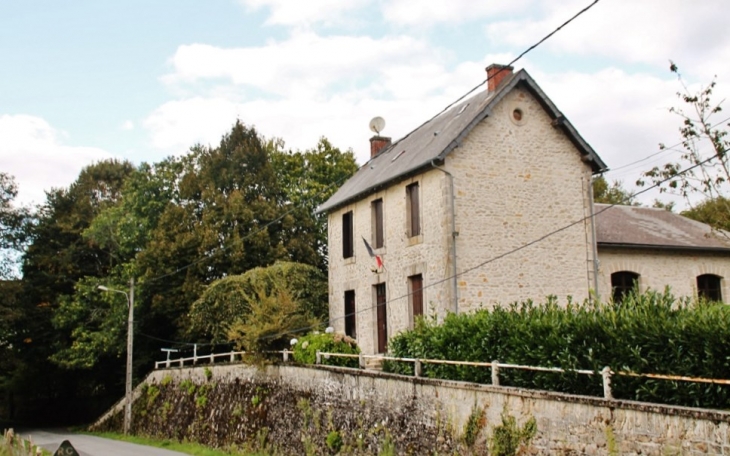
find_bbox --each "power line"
[144,0,603,285]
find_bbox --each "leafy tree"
[592,176,638,205]
[10,159,134,423]
[0,173,31,279]
[681,197,730,231]
[271,137,358,271]
[638,63,730,235]
[188,261,327,344]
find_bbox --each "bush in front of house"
[292,332,361,368]
[384,289,730,409]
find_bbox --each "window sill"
[344,256,356,265]
[407,234,423,246]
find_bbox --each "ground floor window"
[611,271,639,303]
[344,290,356,338]
[409,274,423,321]
[697,274,722,302]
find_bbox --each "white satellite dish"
[369,116,386,135]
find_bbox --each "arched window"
[697,274,722,302]
[611,271,639,303]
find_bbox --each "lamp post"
[98,278,134,435]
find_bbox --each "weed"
[203,367,213,381]
[326,431,343,453]
[463,403,486,448]
[488,410,537,456]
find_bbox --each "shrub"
[384,290,730,409]
[188,261,327,343]
[292,332,360,368]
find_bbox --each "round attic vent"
[509,103,527,126]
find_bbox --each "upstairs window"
[697,274,722,302]
[406,182,420,237]
[611,271,639,303]
[372,199,384,249]
[342,211,353,258]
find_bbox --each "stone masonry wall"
[327,85,597,354]
[328,170,452,354]
[597,247,730,300]
[93,363,730,455]
[447,86,596,311]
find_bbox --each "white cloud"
[486,0,730,81]
[0,115,114,206]
[381,0,533,26]
[163,32,438,99]
[121,120,134,130]
[239,0,369,26]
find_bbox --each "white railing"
[154,349,730,402]
[154,349,293,369]
[315,351,730,401]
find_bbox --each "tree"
[188,261,327,344]
[592,176,638,206]
[638,63,730,235]
[0,173,30,279]
[681,197,730,232]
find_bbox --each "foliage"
[384,290,730,409]
[638,63,730,235]
[592,176,638,206]
[188,261,327,343]
[227,281,320,354]
[488,410,537,456]
[681,196,730,231]
[325,430,343,453]
[462,404,486,448]
[292,332,360,368]
[0,173,31,280]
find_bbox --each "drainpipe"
[430,160,459,314]
[588,176,600,299]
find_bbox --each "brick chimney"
[370,136,391,158]
[486,64,514,92]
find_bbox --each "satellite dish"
[369,116,386,135]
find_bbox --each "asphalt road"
[18,429,189,456]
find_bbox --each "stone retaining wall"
[93,364,730,455]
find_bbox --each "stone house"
[317,64,730,355]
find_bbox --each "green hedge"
[383,290,730,409]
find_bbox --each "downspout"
[430,160,459,314]
[588,175,600,300]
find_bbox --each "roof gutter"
[430,159,459,314]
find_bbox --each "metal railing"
[155,349,730,401]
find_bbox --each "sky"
[2,0,729,207]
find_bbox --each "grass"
[2,429,52,456]
[87,432,267,456]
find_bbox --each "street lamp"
[98,279,135,435]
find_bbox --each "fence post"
[601,366,613,399]
[166,359,171,368]
[414,359,422,377]
[230,352,235,362]
[179,358,183,367]
[193,344,198,365]
[316,351,322,365]
[491,360,500,386]
[359,353,365,369]
[283,350,289,362]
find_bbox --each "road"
[18,429,189,456]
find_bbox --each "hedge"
[383,290,730,409]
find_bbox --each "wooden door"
[376,284,387,353]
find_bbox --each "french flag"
[362,237,383,270]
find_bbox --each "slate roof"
[595,204,730,252]
[318,69,608,213]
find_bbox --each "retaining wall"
[92,363,730,455]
